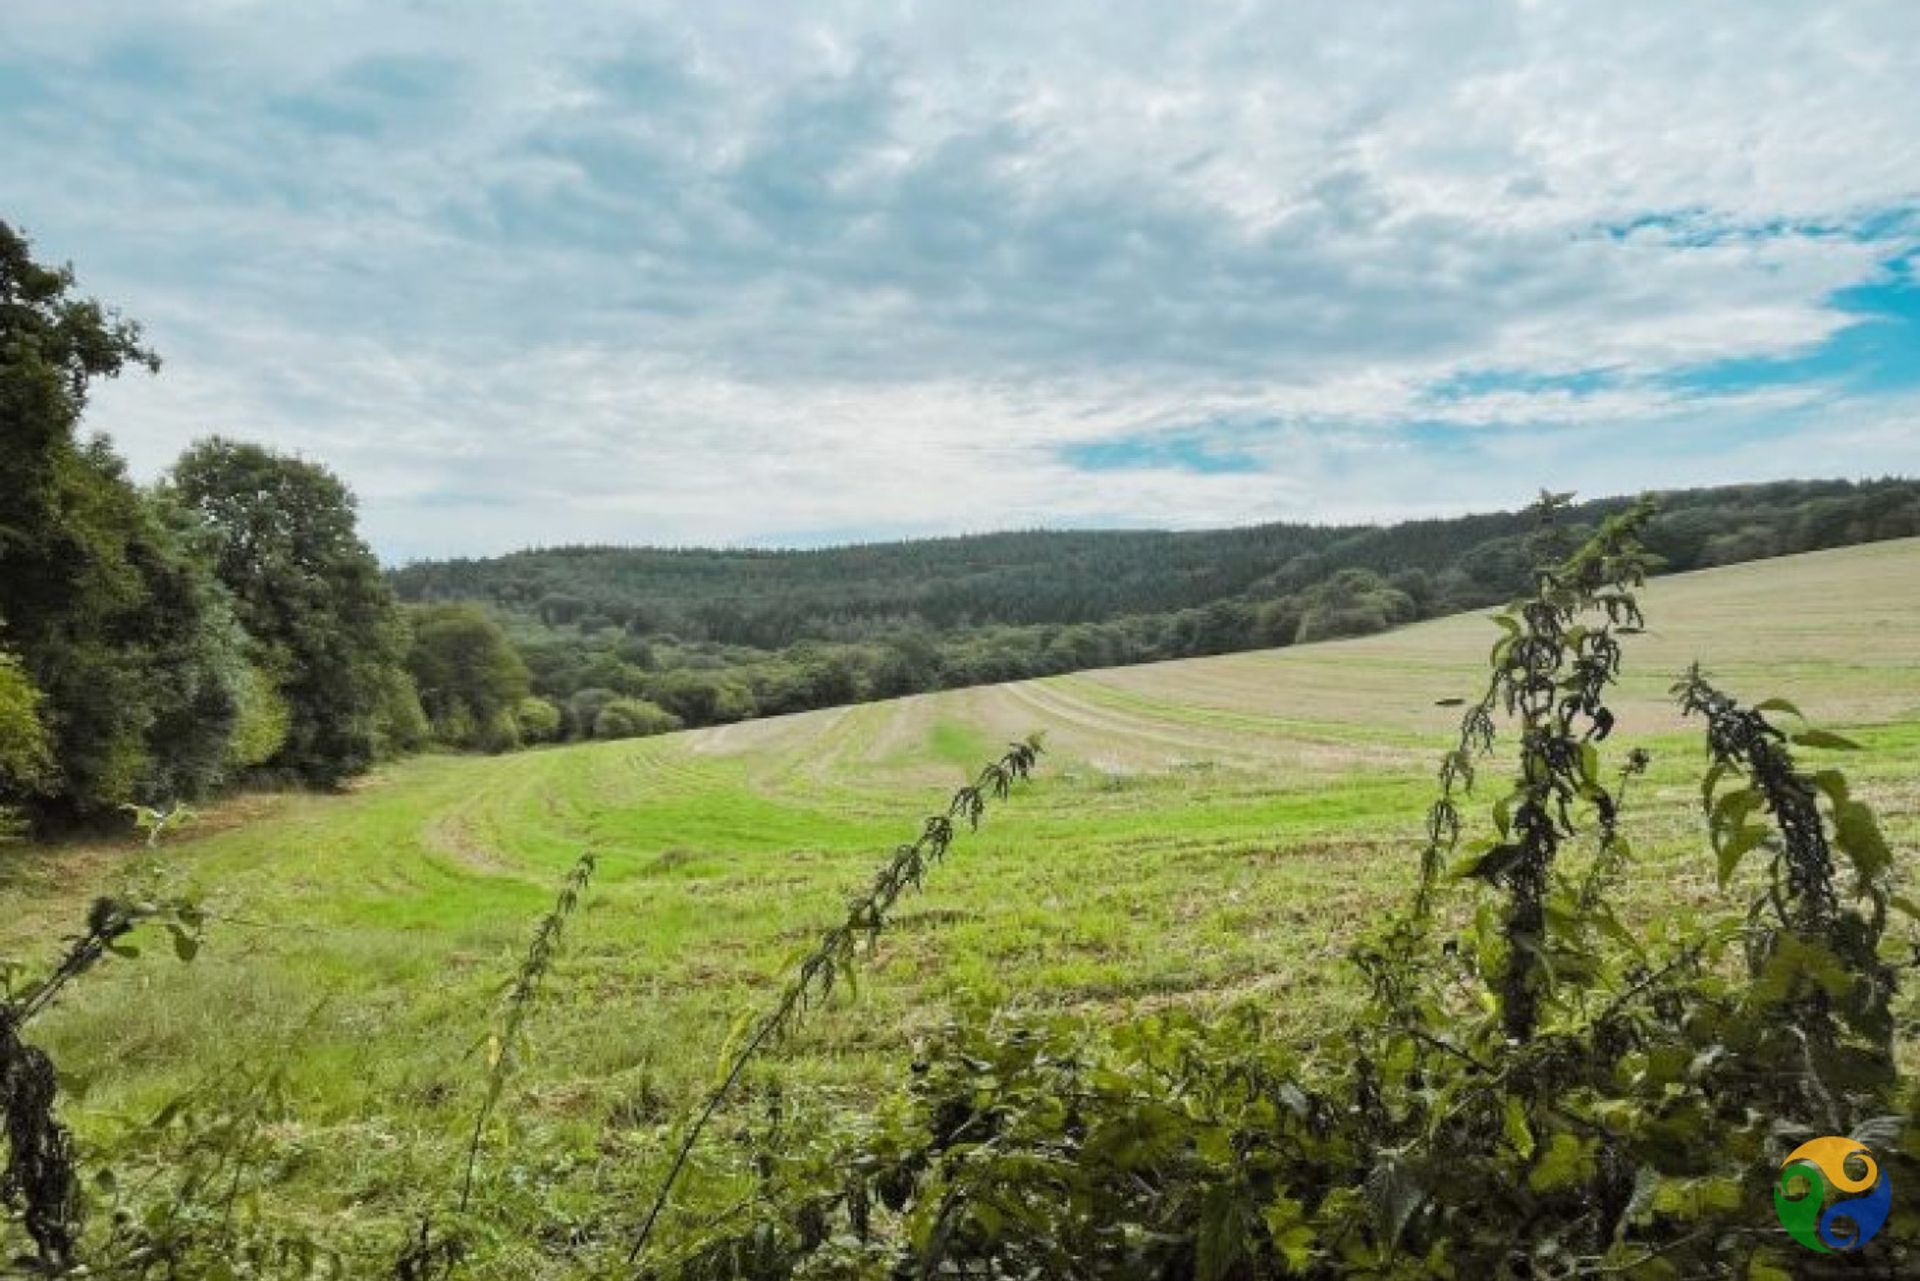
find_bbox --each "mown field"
[4,537,1918,1268]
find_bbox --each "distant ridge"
[391,477,1920,651]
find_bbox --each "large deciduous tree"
[168,438,416,786]
[1,221,248,821]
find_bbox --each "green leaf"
[1263,1194,1314,1274]
[1587,901,1645,958]
[1833,800,1892,883]
[1754,697,1804,720]
[1792,728,1862,751]
[1503,1097,1535,1159]
[1528,1133,1593,1193]
[1709,787,1760,842]
[1364,1156,1424,1249]
[1700,760,1729,812]
[1715,824,1768,888]
[1457,842,1523,884]
[1083,1103,1188,1170]
[1274,1223,1314,1274]
[1578,741,1600,785]
[1620,1166,1660,1235]
[1197,1183,1252,1281]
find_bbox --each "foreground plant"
[1,896,203,1272]
[629,736,1043,1265]
[655,496,1916,1279]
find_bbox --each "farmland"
[4,537,1918,1268]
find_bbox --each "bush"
[565,686,620,739]
[1293,568,1416,643]
[516,696,563,743]
[644,670,756,726]
[593,697,683,740]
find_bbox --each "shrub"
[644,670,756,726]
[516,696,563,744]
[564,686,620,739]
[593,698,683,740]
[1293,568,1416,643]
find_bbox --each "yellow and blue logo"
[1774,1136,1891,1253]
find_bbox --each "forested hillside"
[391,481,1920,645]
[388,479,1920,744]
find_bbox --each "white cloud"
[5,0,1917,557]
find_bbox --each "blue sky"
[2,1,1916,560]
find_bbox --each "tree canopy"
[168,438,417,786]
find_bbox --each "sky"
[3,1,1917,562]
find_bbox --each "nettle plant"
[654,497,1917,1281]
[1,896,205,1273]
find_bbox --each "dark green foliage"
[1447,494,1655,1039]
[127,497,253,803]
[640,670,754,727]
[0,222,251,822]
[1291,568,1417,644]
[0,221,159,546]
[649,499,1918,1280]
[169,438,416,786]
[0,1010,74,1270]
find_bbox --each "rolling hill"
[3,537,1916,1274]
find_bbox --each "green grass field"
[4,538,1918,1270]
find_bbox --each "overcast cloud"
[3,1,1916,559]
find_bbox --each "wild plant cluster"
[1,896,203,1273]
[2,498,1915,1280]
[0,742,1042,1277]
[649,498,1918,1279]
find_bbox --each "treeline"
[9,219,1920,826]
[390,477,1920,649]
[399,477,1920,745]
